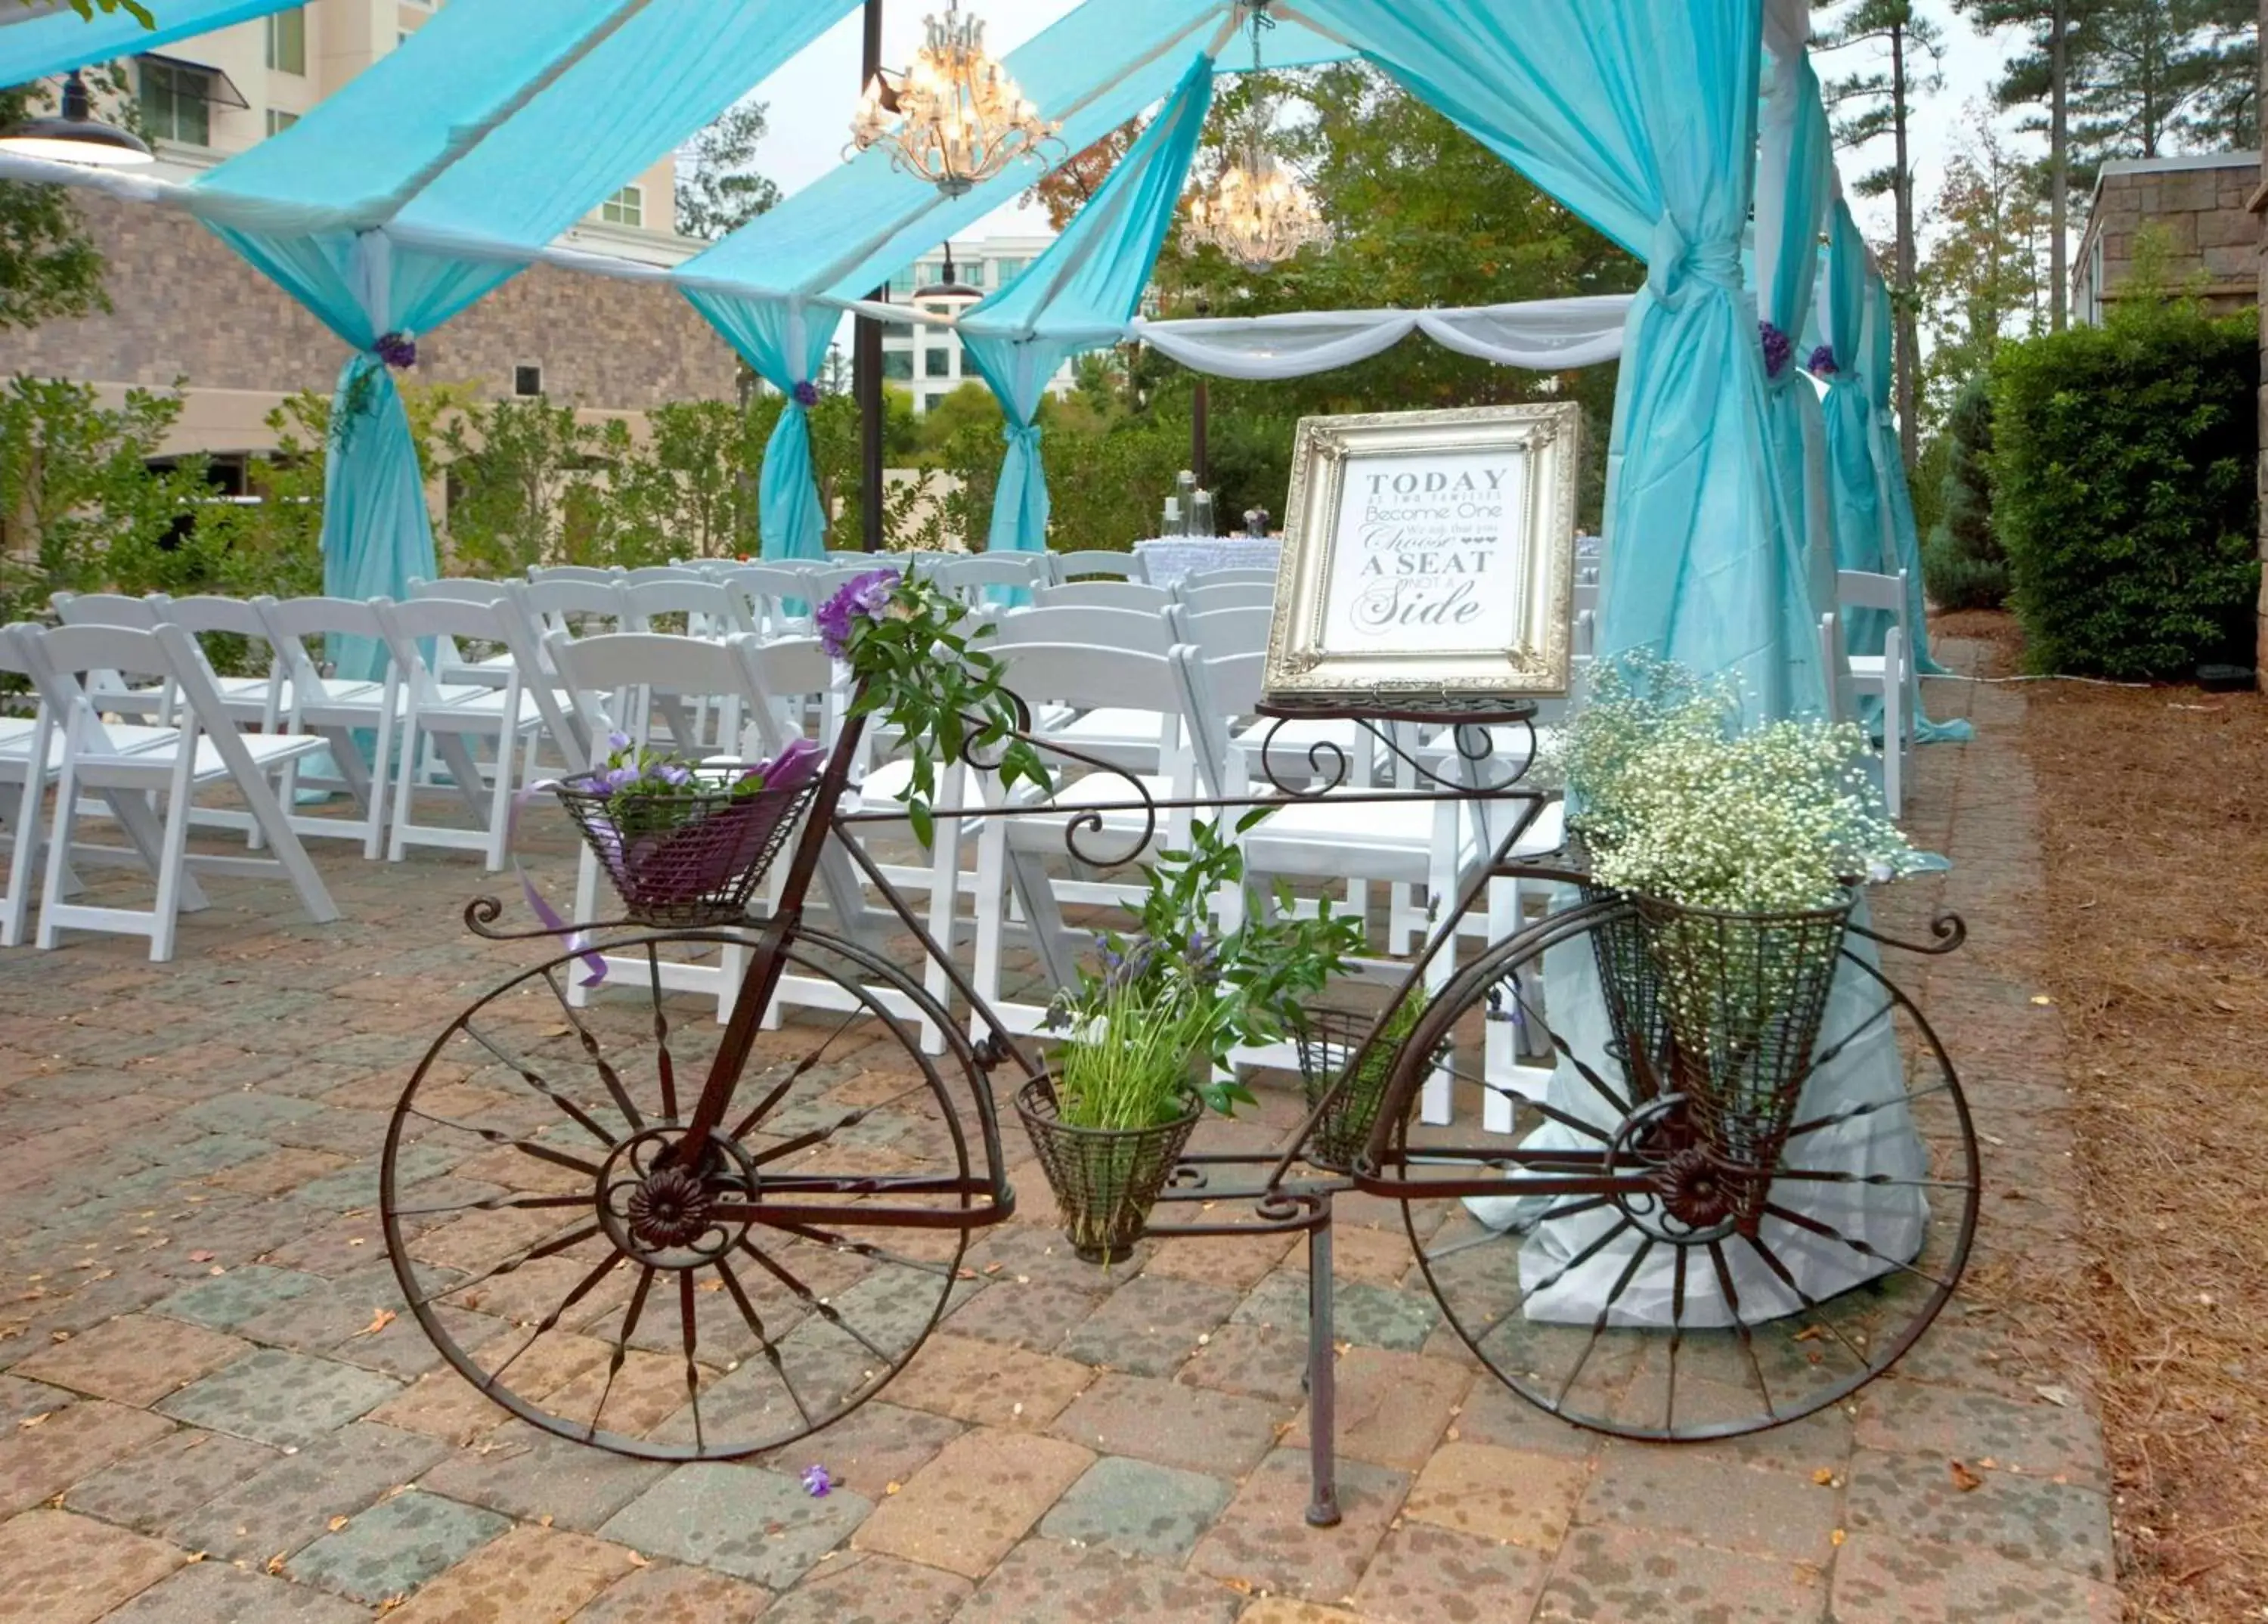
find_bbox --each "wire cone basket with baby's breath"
[1549,654,1924,1232]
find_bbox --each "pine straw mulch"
[1988,610,2268,1619]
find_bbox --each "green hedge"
[1990,303,2259,677]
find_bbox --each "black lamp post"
[854,0,888,552]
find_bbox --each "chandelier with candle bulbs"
[1185,135,1332,273]
[848,2,1061,197]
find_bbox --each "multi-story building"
[0,0,739,473]
[2071,151,2262,326]
[878,235,1077,416]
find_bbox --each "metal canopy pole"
[856,0,888,552]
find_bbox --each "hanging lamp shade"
[912,242,984,312]
[847,1,1060,197]
[0,70,153,167]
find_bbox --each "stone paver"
[0,643,2127,1624]
[852,1427,1093,1579]
[600,1462,874,1588]
[284,1489,511,1605]
[1040,1454,1235,1563]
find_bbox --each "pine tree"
[1814,0,1947,469]
[1923,373,2009,609]
[1951,0,2088,330]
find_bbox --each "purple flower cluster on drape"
[791,380,820,408]
[1757,320,1792,380]
[373,331,417,369]
[1808,345,1838,378]
[815,567,901,659]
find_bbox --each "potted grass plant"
[1020,815,1366,1262]
[1548,652,1922,1229]
[1292,995,1434,1173]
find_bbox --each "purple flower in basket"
[657,762,693,788]
[815,566,902,659]
[373,330,417,370]
[1808,344,1838,378]
[607,730,634,753]
[1757,319,1792,380]
[791,380,820,408]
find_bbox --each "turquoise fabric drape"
[1303,0,1807,719]
[1755,54,1836,718]
[1864,277,1947,676]
[959,52,1218,565]
[1820,200,1887,626]
[680,293,838,561]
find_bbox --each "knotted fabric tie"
[1646,214,1741,309]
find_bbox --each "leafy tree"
[0,85,110,333]
[1027,119,1142,231]
[675,100,782,240]
[1916,110,2046,423]
[1814,0,1947,470]
[8,0,152,20]
[1952,0,2090,329]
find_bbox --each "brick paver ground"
[0,643,2119,1622]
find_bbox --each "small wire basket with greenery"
[1024,814,1366,1260]
[1292,998,1439,1173]
[555,733,823,928]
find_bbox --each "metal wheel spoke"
[646,944,678,1120]
[1554,1235,1652,1409]
[1706,1240,1777,1424]
[1498,972,1634,1117]
[714,1256,813,1430]
[462,1021,617,1144]
[587,1266,656,1441]
[390,1192,593,1219]
[769,1220,957,1278]
[726,1009,866,1143]
[1737,1231,1875,1374]
[1770,1168,1973,1192]
[411,1222,601,1311]
[749,1107,882,1169]
[1784,1076,1955,1140]
[1760,1202,1957,1293]
[1476,1215,1635,1346]
[678,1273,704,1455]
[541,967,646,1135]
[1803,999,1895,1078]
[738,1239,896,1364]
[491,1249,626,1385]
[1665,1244,1689,1432]
[403,1109,604,1176]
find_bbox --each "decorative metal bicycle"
[382,689,1978,1525]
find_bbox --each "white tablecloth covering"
[1130,537,1282,588]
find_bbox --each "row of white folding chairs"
[0,620,339,960]
[52,590,560,872]
[1817,568,1916,817]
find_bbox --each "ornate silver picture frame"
[1263,403,1582,709]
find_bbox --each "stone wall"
[0,191,740,448]
[2082,158,2261,319]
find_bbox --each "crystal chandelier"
[1186,136,1332,273]
[848,2,1060,197]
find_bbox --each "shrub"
[1990,302,2259,677]
[1923,372,2007,611]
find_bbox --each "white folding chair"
[1032,581,1173,614]
[410,578,519,690]
[621,565,710,587]
[13,621,336,960]
[1175,581,1275,615]
[1836,569,1910,817]
[614,578,759,756]
[721,564,819,637]
[1164,603,1270,660]
[528,565,624,586]
[1179,568,1278,589]
[1050,550,1146,584]
[375,597,550,871]
[51,592,176,721]
[927,553,1049,606]
[251,595,402,858]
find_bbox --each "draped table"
[1131,537,1282,588]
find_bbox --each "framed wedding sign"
[1263,403,1582,709]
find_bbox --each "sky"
[738,0,2023,252]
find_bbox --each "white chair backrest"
[1572,579,1600,621]
[519,576,627,629]
[1180,568,1276,589]
[617,577,758,637]
[411,577,513,605]
[1051,550,1145,584]
[1818,612,1845,724]
[164,594,268,640]
[52,592,165,628]
[621,565,708,587]
[528,564,622,585]
[1163,603,1270,661]
[826,550,875,565]
[929,554,1046,600]
[20,622,231,757]
[547,629,762,750]
[1168,645,1266,799]
[1836,569,1907,616]
[253,596,392,694]
[991,604,1173,657]
[1175,581,1275,615]
[988,640,1184,730]
[1032,581,1172,613]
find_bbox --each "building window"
[924,349,951,379]
[600,185,643,228]
[265,108,298,136]
[888,267,919,299]
[140,59,212,146]
[881,351,913,382]
[265,7,306,74]
[923,392,947,414]
[991,256,1029,286]
[513,364,543,398]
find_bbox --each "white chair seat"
[0,721,180,770]
[70,729,326,787]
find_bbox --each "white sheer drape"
[1128,294,1633,380]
